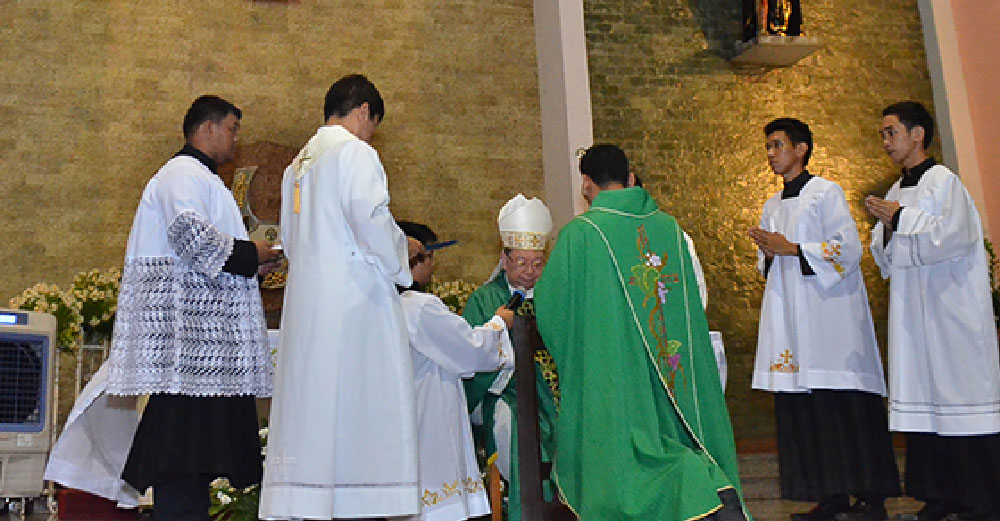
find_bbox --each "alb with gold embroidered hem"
[400,290,512,521]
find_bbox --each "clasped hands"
[748,227,798,258]
[864,196,901,225]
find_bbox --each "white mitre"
[498,194,552,251]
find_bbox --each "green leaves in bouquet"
[427,278,479,315]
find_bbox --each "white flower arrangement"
[9,267,122,352]
[71,267,121,342]
[209,478,258,521]
[9,283,83,352]
[216,490,233,505]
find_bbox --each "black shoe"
[836,501,888,521]
[793,495,852,521]
[949,508,992,521]
[713,488,747,521]
[899,500,961,521]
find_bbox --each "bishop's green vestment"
[535,187,747,521]
[462,271,558,521]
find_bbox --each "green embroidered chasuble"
[462,271,558,521]
[535,187,747,521]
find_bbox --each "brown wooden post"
[510,315,576,521]
[489,462,503,521]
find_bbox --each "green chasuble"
[535,187,747,521]
[462,271,558,521]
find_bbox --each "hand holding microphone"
[495,290,525,328]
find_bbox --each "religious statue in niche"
[742,0,803,41]
[219,141,298,328]
[230,165,286,290]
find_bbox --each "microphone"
[506,290,526,313]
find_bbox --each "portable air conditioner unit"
[0,309,57,501]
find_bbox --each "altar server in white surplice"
[103,95,278,521]
[867,101,1000,521]
[260,75,418,520]
[399,236,515,521]
[750,118,899,521]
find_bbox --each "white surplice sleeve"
[798,183,863,290]
[408,294,514,377]
[156,166,234,277]
[869,181,900,279]
[682,231,708,309]
[755,200,774,277]
[341,141,412,287]
[889,172,981,267]
[279,166,294,260]
[870,220,889,279]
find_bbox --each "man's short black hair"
[883,101,935,149]
[324,74,385,123]
[398,221,438,246]
[182,95,241,139]
[764,117,813,166]
[579,144,630,188]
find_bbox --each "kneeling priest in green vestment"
[535,144,749,521]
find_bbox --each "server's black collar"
[174,144,218,176]
[900,157,935,188]
[781,170,813,199]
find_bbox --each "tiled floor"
[8,452,924,521]
[740,452,921,521]
[750,496,924,521]
[8,500,928,521]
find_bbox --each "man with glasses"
[750,118,898,521]
[867,101,1000,521]
[462,194,555,521]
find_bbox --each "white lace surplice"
[107,155,271,397]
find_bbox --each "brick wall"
[2,0,939,441]
[0,0,543,302]
[583,0,938,439]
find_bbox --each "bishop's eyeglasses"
[505,252,544,271]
